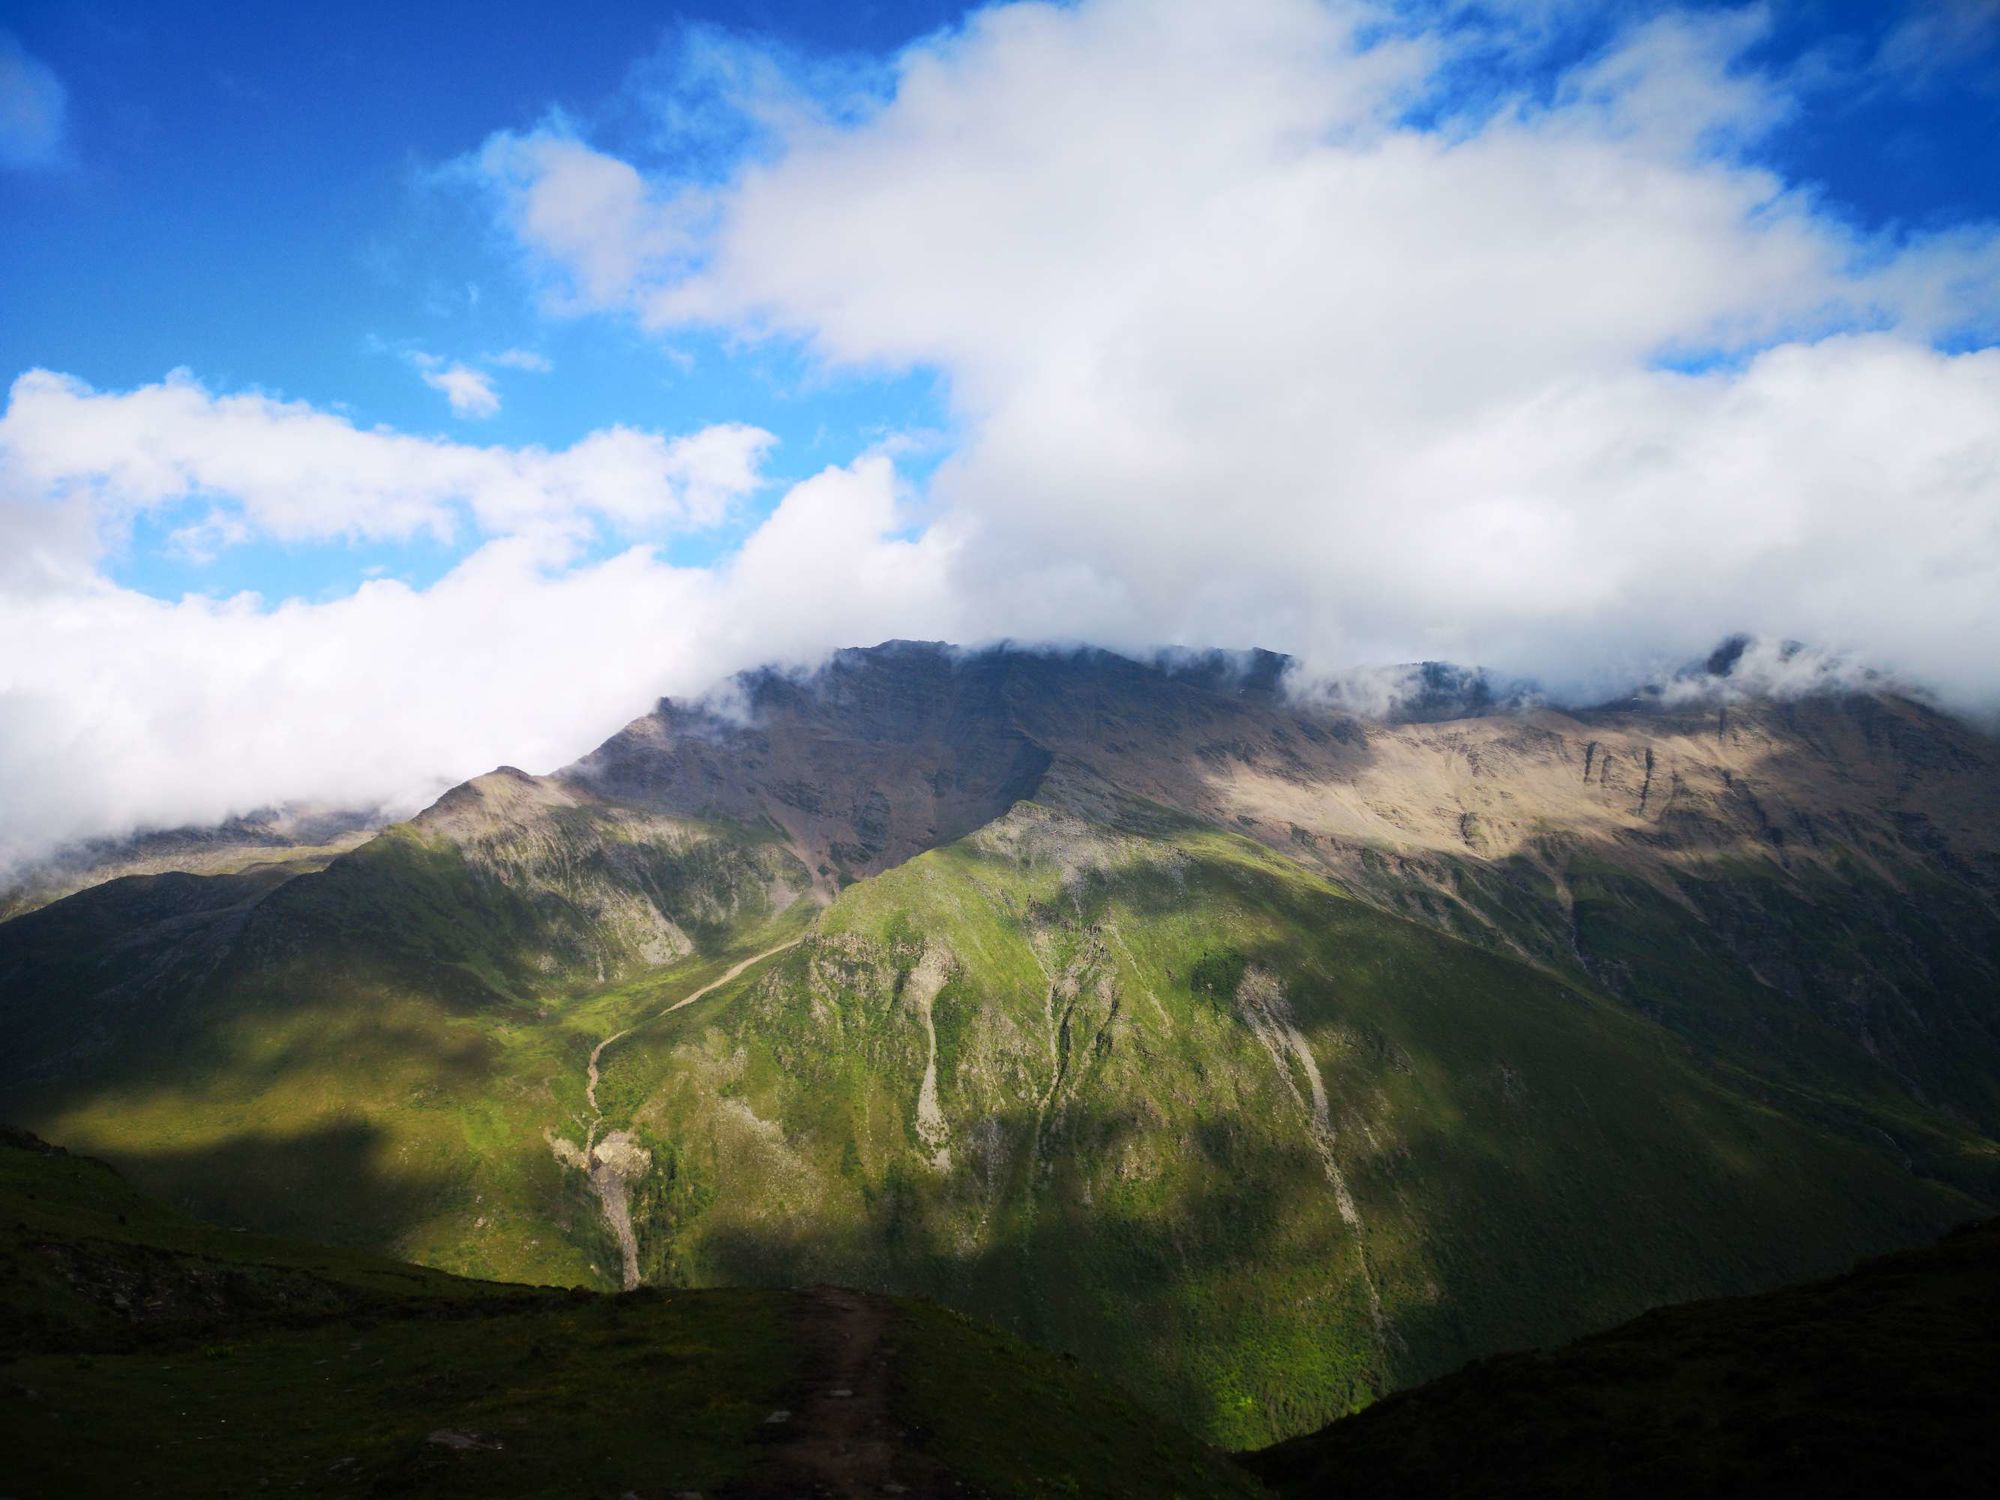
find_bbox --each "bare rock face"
[560,636,2000,892]
[405,768,706,975]
[564,642,1058,889]
[560,640,1368,890]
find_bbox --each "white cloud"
[473,126,705,313]
[0,451,955,869]
[414,358,502,419]
[1656,636,1884,707]
[0,368,905,866]
[465,0,2000,707]
[0,31,66,170]
[489,348,553,372]
[1873,0,2000,88]
[0,368,775,559]
[405,347,557,417]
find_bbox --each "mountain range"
[3,638,1997,1449]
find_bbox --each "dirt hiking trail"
[724,1287,974,1499]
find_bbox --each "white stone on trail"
[426,1429,502,1451]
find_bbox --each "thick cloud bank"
[0,420,956,866]
[4,0,2000,865]
[477,0,2000,700]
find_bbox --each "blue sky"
[1,0,1997,858]
[4,1,1995,601]
[1,0,967,599]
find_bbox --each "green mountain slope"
[2,641,1996,1450]
[0,771,815,1286]
[586,802,1975,1446]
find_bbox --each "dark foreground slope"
[1248,1217,2000,1498]
[10,1129,1995,1498]
[0,1131,1253,1499]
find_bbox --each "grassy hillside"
[0,794,813,1289]
[1246,1216,2000,1496]
[0,1131,1252,1499]
[1329,839,2000,1201]
[588,803,1977,1447]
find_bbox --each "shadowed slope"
[1246,1217,2000,1497]
[0,1130,1252,1499]
[0,807,384,922]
